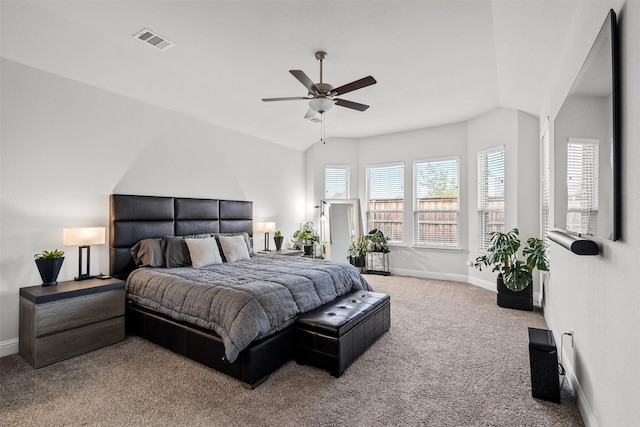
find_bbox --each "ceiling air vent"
[133,28,175,51]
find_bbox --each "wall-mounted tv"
[553,9,620,248]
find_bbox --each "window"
[325,165,350,199]
[567,138,599,235]
[414,157,459,247]
[478,147,505,250]
[541,124,551,248]
[366,163,404,242]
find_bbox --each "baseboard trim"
[389,268,469,284]
[0,338,19,358]
[545,313,596,427]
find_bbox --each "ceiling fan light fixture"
[309,97,334,114]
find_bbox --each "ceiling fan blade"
[261,97,309,102]
[332,76,376,96]
[304,108,318,119]
[290,70,318,94]
[335,98,370,111]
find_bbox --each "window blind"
[541,126,551,248]
[414,157,459,246]
[478,147,505,250]
[567,138,599,235]
[366,163,404,242]
[325,165,350,199]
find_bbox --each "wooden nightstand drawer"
[33,316,125,368]
[36,289,124,336]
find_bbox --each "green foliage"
[274,230,282,238]
[347,237,371,259]
[35,249,65,259]
[365,229,389,252]
[473,228,549,292]
[292,221,317,244]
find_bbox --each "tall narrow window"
[567,138,599,235]
[414,157,459,247]
[478,147,505,250]
[366,163,404,242]
[325,165,350,199]
[541,125,551,248]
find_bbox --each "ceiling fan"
[262,51,376,120]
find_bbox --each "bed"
[109,194,372,388]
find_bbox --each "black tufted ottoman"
[294,291,390,377]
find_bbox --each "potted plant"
[473,228,549,311]
[293,221,318,256]
[347,237,371,269]
[34,249,65,286]
[365,228,389,252]
[273,230,284,251]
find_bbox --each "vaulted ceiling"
[0,1,615,150]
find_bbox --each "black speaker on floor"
[528,327,561,403]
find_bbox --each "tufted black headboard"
[109,194,253,280]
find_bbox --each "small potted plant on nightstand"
[273,230,284,251]
[34,249,65,286]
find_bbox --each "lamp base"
[74,274,92,281]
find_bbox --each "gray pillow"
[162,233,212,268]
[130,238,165,267]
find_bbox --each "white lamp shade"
[63,227,106,246]
[257,222,276,233]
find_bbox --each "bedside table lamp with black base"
[63,227,105,281]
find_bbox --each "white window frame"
[366,162,404,243]
[413,156,460,248]
[566,138,599,236]
[324,165,350,199]
[478,146,505,251]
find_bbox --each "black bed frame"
[109,194,293,388]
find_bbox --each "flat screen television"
[553,9,620,245]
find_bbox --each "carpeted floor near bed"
[0,275,583,427]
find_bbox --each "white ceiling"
[0,1,614,150]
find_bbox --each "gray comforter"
[126,254,372,362]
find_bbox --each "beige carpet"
[0,275,583,426]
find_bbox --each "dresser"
[19,278,125,368]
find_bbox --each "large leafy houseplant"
[473,228,549,292]
[347,237,370,268]
[365,229,389,252]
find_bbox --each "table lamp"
[63,227,106,280]
[257,222,276,251]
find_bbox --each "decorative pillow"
[130,238,165,267]
[185,237,223,268]
[213,232,254,256]
[217,235,251,262]
[162,234,213,268]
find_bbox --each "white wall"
[542,2,639,426]
[0,59,306,354]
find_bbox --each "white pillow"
[184,237,223,268]
[218,235,251,262]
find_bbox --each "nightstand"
[260,249,301,256]
[19,277,125,368]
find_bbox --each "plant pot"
[497,273,533,311]
[303,245,314,256]
[274,236,284,251]
[349,255,366,268]
[35,257,65,286]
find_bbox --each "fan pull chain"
[321,113,326,144]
